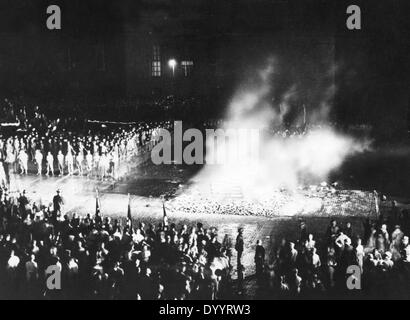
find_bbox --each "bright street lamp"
[168,59,177,77]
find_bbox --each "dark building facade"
[0,0,336,100]
[0,0,408,140]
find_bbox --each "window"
[181,60,194,77]
[153,45,160,61]
[151,45,161,77]
[152,61,161,77]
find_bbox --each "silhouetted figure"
[52,189,64,220]
[254,240,265,278]
[235,228,244,270]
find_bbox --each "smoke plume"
[195,57,370,198]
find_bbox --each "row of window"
[151,60,194,77]
[151,45,194,77]
[65,45,193,77]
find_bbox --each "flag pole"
[162,200,168,227]
[95,187,100,217]
[127,193,132,228]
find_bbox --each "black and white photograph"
[0,0,409,306]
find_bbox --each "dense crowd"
[266,208,410,299]
[2,96,410,300]
[0,188,235,300]
[1,184,410,299]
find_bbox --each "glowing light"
[168,59,177,68]
[168,59,177,77]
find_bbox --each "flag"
[162,201,168,227]
[95,188,101,216]
[127,193,132,221]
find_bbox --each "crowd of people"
[0,99,168,186]
[0,188,237,300]
[2,96,410,300]
[1,183,410,299]
[266,210,410,299]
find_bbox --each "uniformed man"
[34,149,43,176]
[57,150,64,176]
[46,151,54,176]
[18,148,28,175]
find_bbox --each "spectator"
[235,228,244,269]
[254,240,265,277]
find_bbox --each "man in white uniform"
[57,150,64,176]
[18,149,28,175]
[66,151,74,176]
[86,150,93,177]
[34,149,43,175]
[46,151,54,176]
[76,151,84,176]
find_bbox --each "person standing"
[0,142,7,188]
[46,151,54,176]
[222,234,233,268]
[99,152,108,181]
[29,138,36,161]
[53,189,64,219]
[18,189,29,220]
[254,240,265,277]
[93,152,100,179]
[4,140,14,184]
[57,150,64,176]
[66,151,74,176]
[67,141,74,156]
[355,237,365,273]
[34,149,43,176]
[11,139,19,174]
[25,254,39,286]
[108,151,114,179]
[76,151,84,176]
[235,228,244,270]
[18,148,28,175]
[86,150,93,177]
[112,149,119,180]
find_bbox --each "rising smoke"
[196,57,370,198]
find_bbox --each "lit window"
[181,61,194,77]
[152,61,161,77]
[152,45,161,77]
